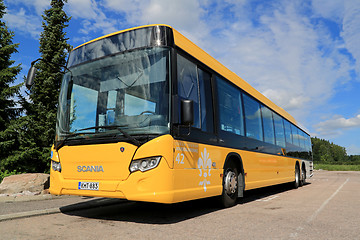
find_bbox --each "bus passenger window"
[273,112,286,148]
[177,54,200,128]
[216,77,244,136]
[198,68,214,133]
[291,124,300,147]
[261,105,275,144]
[243,94,263,141]
[284,119,292,145]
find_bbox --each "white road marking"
[256,195,279,202]
[307,177,349,223]
[290,178,349,239]
[289,177,350,239]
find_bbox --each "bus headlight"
[129,156,161,173]
[52,160,62,172]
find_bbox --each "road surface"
[0,170,359,239]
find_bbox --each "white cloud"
[198,0,353,126]
[66,0,118,36]
[315,114,360,136]
[312,0,344,22]
[341,0,360,75]
[97,0,356,128]
[3,8,42,39]
[103,0,209,45]
[5,0,49,15]
[103,0,142,13]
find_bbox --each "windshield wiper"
[55,131,95,150]
[74,125,140,146]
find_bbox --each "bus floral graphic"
[198,148,212,192]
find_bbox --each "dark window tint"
[306,134,312,152]
[273,112,286,148]
[177,54,200,128]
[198,68,213,133]
[216,76,244,136]
[243,94,263,141]
[261,105,275,144]
[284,119,292,145]
[291,124,300,147]
[299,130,306,149]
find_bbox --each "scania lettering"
[30,25,313,207]
[77,166,104,172]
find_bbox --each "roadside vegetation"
[312,137,360,171]
[0,0,70,183]
[314,164,360,171]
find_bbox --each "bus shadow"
[60,182,311,224]
[240,182,311,204]
[60,197,220,224]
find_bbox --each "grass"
[314,163,360,171]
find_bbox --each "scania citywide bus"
[44,24,312,207]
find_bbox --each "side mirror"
[25,64,37,89]
[181,99,194,126]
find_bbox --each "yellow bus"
[46,24,312,207]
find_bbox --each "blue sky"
[3,0,360,155]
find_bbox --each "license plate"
[78,182,99,191]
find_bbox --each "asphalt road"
[0,170,359,240]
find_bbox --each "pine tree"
[26,0,71,172]
[0,0,22,164]
[5,0,71,173]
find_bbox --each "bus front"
[49,25,176,203]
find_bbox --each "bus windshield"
[56,47,171,144]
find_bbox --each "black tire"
[300,166,306,187]
[219,161,239,208]
[294,165,300,189]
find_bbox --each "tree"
[0,0,21,166]
[8,0,71,173]
[311,137,349,164]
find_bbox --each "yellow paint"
[50,135,298,203]
[50,25,305,204]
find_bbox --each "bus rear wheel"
[219,162,239,208]
[294,165,300,189]
[300,166,306,187]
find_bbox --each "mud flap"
[237,172,244,198]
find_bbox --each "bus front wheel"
[220,162,239,208]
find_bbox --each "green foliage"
[0,0,22,130]
[0,0,22,168]
[314,164,360,171]
[1,0,71,174]
[311,137,360,165]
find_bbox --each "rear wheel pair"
[294,165,306,188]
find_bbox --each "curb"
[0,197,128,222]
[0,194,64,203]
[0,208,60,222]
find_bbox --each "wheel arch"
[223,152,245,197]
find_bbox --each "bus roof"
[72,24,300,130]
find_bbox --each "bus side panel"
[172,140,223,202]
[241,150,295,190]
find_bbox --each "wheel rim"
[224,169,237,195]
[295,167,299,185]
[301,170,305,181]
